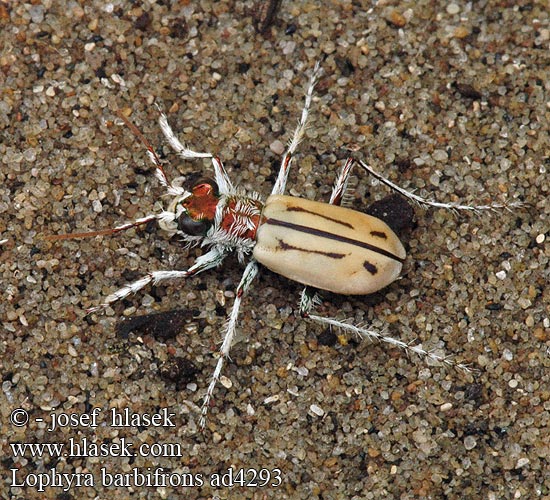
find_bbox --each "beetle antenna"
[116,110,175,191]
[45,215,159,241]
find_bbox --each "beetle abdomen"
[253,195,406,295]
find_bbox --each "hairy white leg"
[200,260,259,429]
[271,62,322,196]
[157,111,234,196]
[305,313,471,372]
[298,287,321,317]
[209,156,234,196]
[158,111,213,160]
[329,157,355,205]
[357,159,523,213]
[87,247,227,314]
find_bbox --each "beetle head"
[174,178,219,237]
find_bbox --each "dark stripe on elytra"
[363,260,378,275]
[286,205,354,229]
[370,230,387,239]
[266,218,405,263]
[277,239,346,259]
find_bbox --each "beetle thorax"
[217,195,263,242]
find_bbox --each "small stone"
[446,3,460,15]
[111,74,126,86]
[219,376,232,389]
[29,5,45,23]
[533,327,547,341]
[517,297,532,309]
[464,436,477,450]
[432,149,448,162]
[387,10,406,28]
[294,366,309,377]
[453,26,470,39]
[429,173,440,186]
[92,200,103,213]
[515,457,530,468]
[309,404,324,417]
[367,447,380,458]
[270,140,285,155]
[23,148,37,162]
[412,429,428,444]
[440,402,453,412]
[282,41,296,55]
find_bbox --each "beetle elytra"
[49,63,521,429]
[253,194,406,295]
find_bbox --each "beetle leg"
[210,156,235,196]
[271,62,322,196]
[87,247,228,314]
[329,158,355,206]
[303,312,471,372]
[357,159,523,213]
[157,111,235,196]
[298,287,321,316]
[200,260,259,429]
[158,110,213,160]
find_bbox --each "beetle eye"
[191,178,218,197]
[178,213,212,236]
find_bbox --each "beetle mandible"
[51,64,519,428]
